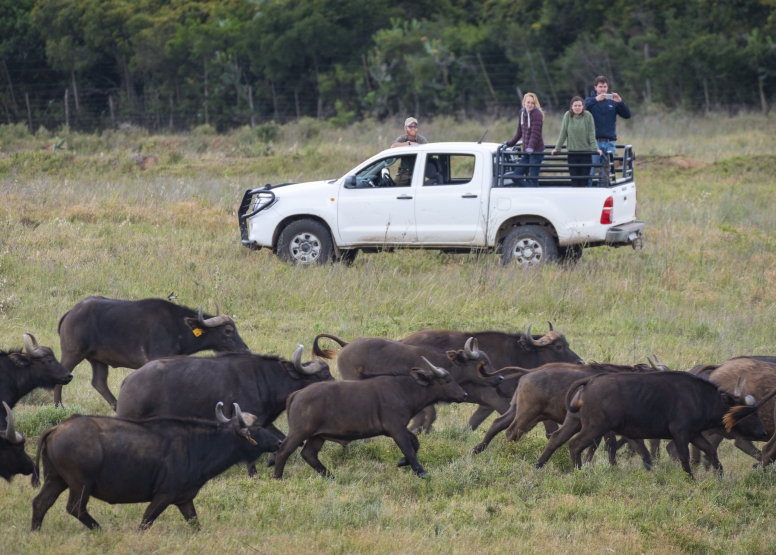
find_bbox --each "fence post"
[25,92,32,133]
[65,88,70,129]
[109,95,116,129]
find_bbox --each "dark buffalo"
[1,334,73,427]
[273,358,467,479]
[313,334,503,432]
[401,323,584,431]
[115,345,331,474]
[1,402,35,482]
[535,371,773,477]
[688,357,776,465]
[57,297,250,408]
[470,361,660,460]
[31,403,280,530]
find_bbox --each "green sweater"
[555,111,597,152]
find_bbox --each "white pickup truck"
[237,142,643,266]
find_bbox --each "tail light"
[600,196,614,224]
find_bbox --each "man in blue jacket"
[584,76,631,185]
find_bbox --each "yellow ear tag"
[192,328,203,337]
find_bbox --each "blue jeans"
[590,140,615,186]
[509,153,544,187]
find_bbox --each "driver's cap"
[404,117,418,127]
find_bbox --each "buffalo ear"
[7,353,29,367]
[720,392,737,407]
[446,350,466,366]
[410,368,433,386]
[184,317,206,332]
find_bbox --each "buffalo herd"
[2,295,776,531]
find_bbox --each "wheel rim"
[511,237,543,267]
[289,232,322,264]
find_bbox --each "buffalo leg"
[176,501,199,528]
[300,437,329,476]
[468,406,495,431]
[582,434,609,465]
[397,433,420,467]
[668,433,694,478]
[31,474,68,531]
[628,439,653,470]
[568,427,610,469]
[690,434,723,475]
[65,486,100,529]
[762,432,776,467]
[88,359,117,409]
[505,406,544,442]
[409,406,436,434]
[734,439,762,461]
[273,433,308,480]
[471,404,516,454]
[536,416,582,468]
[55,351,85,407]
[140,496,173,530]
[257,424,286,471]
[649,439,661,460]
[389,428,426,477]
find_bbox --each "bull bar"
[238,184,284,249]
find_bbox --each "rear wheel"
[277,219,333,266]
[501,225,558,267]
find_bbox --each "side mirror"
[343,175,357,189]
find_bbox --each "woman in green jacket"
[551,96,602,187]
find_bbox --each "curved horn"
[215,303,220,316]
[293,345,305,372]
[196,305,232,328]
[647,356,659,371]
[524,324,540,347]
[215,402,230,424]
[198,305,206,326]
[464,337,480,360]
[23,333,43,358]
[548,321,554,332]
[421,356,448,378]
[734,377,743,399]
[233,403,247,428]
[3,402,22,444]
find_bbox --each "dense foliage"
[1,0,775,131]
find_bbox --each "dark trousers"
[568,153,592,187]
[507,153,545,187]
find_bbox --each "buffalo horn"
[23,333,44,358]
[197,305,232,328]
[548,321,554,332]
[233,403,248,428]
[215,402,230,424]
[734,377,743,399]
[3,402,23,444]
[464,337,480,360]
[198,305,206,326]
[292,345,318,375]
[421,356,448,378]
[525,324,539,347]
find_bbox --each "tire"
[277,219,334,266]
[558,244,583,264]
[339,248,359,266]
[501,225,558,267]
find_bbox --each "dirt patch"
[130,153,159,170]
[635,155,710,170]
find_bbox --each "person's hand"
[612,93,622,102]
[597,149,603,156]
[551,149,557,156]
[596,94,606,101]
[407,140,413,146]
[502,141,508,147]
[525,148,534,154]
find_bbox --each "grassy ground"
[1,114,776,554]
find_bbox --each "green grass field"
[1,113,776,554]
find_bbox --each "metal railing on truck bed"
[494,144,635,188]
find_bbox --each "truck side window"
[424,154,476,186]
[355,155,417,188]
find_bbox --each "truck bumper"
[605,221,644,247]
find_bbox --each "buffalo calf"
[1,402,35,482]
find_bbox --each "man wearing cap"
[390,117,427,187]
[391,117,428,148]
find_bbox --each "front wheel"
[277,219,334,265]
[501,225,558,267]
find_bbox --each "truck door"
[414,152,486,244]
[337,153,419,244]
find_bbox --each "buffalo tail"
[565,377,593,414]
[312,333,348,359]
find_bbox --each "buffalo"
[535,371,773,477]
[313,334,503,432]
[115,345,332,474]
[273,358,467,479]
[31,403,280,531]
[401,323,584,431]
[57,297,250,408]
[1,333,73,426]
[470,361,660,461]
[1,402,35,482]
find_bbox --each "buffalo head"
[1,402,35,482]
[7,333,73,388]
[409,358,467,403]
[519,322,584,365]
[446,338,503,387]
[183,306,250,354]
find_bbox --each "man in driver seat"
[391,117,428,187]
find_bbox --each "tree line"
[1,0,774,133]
